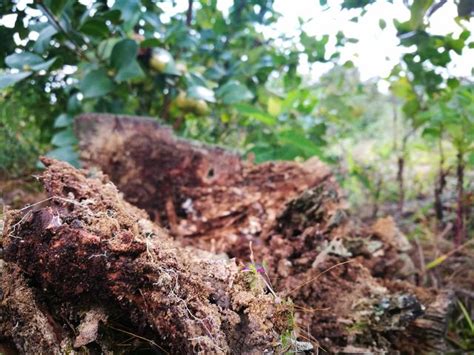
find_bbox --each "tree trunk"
[0,114,454,354]
[186,0,193,26]
[455,151,465,245]
[397,154,405,213]
[434,137,447,229]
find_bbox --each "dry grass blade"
[425,239,474,271]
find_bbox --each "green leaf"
[80,68,114,98]
[33,25,57,53]
[403,99,420,117]
[234,103,276,125]
[5,52,44,70]
[44,0,69,16]
[51,129,77,147]
[277,129,321,158]
[30,57,56,71]
[458,301,474,335]
[110,39,144,82]
[5,52,55,71]
[341,0,375,9]
[111,39,138,71]
[67,94,82,114]
[205,65,226,81]
[102,9,122,24]
[80,18,109,38]
[140,38,162,48]
[0,71,32,89]
[54,113,73,128]
[467,152,474,167]
[187,86,216,103]
[216,81,254,104]
[447,78,460,89]
[97,38,121,61]
[113,0,141,32]
[301,32,329,61]
[408,0,434,30]
[116,60,144,82]
[390,77,415,99]
[46,146,80,167]
[248,143,277,163]
[422,127,440,139]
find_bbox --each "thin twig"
[107,325,169,354]
[287,259,355,295]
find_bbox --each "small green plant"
[278,299,316,354]
[243,242,279,298]
[0,125,38,178]
[458,301,474,336]
[279,300,297,353]
[448,300,474,351]
[347,321,369,333]
[279,329,294,354]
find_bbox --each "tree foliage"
[0,0,472,194]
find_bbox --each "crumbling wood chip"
[372,216,411,252]
[73,308,108,348]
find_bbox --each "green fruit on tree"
[175,91,189,109]
[193,100,209,116]
[149,49,173,73]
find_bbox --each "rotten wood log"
[76,113,334,257]
[75,114,419,286]
[1,158,292,354]
[0,114,453,353]
[75,114,453,353]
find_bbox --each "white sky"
[267,0,473,82]
[162,0,473,86]
[2,0,473,85]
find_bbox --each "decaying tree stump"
[0,114,453,353]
